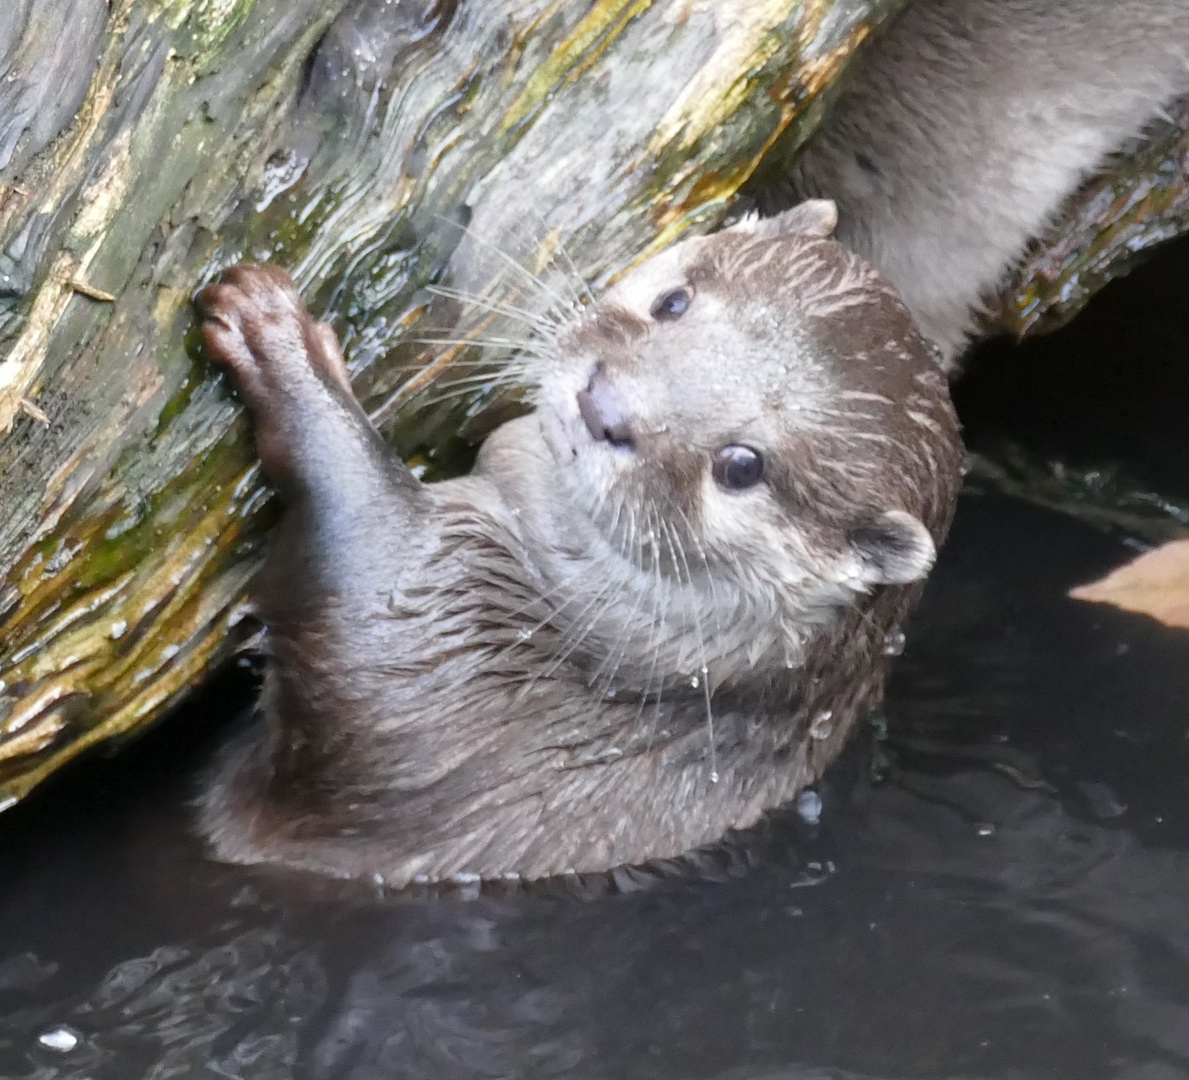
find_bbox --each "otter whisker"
[534,580,623,682]
[667,500,724,645]
[658,515,718,783]
[631,508,670,744]
[403,367,527,404]
[606,502,665,682]
[405,383,518,412]
[410,365,528,387]
[407,334,544,353]
[555,497,642,676]
[503,207,594,308]
[507,494,640,680]
[435,213,579,315]
[587,503,652,692]
[638,507,674,754]
[425,283,560,334]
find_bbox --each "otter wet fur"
[787,0,1189,360]
[194,201,963,885]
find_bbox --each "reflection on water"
[1,492,1188,1080]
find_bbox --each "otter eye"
[712,445,764,490]
[650,287,691,321]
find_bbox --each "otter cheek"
[697,473,792,569]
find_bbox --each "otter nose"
[577,367,634,448]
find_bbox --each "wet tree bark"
[0,0,907,802]
[0,0,1186,806]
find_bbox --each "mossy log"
[0,0,910,803]
[1,0,1187,808]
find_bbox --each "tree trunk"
[995,97,1189,338]
[0,0,906,803]
[1,0,1186,807]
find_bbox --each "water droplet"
[796,789,822,825]
[516,628,533,642]
[37,1027,79,1053]
[161,644,180,661]
[809,710,834,740]
[604,688,617,700]
[976,823,995,837]
[109,620,128,640]
[689,675,700,689]
[709,769,720,783]
[883,631,906,656]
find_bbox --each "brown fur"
[193,205,963,886]
[784,0,1189,359]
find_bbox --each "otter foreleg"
[195,264,427,606]
[194,267,440,868]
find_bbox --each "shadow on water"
[4,241,1189,1078]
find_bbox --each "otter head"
[522,200,962,684]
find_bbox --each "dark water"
[2,487,1188,1080]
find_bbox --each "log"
[0,0,906,803]
[2,0,1187,808]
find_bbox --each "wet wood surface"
[0,0,905,802]
[996,98,1189,338]
[1,0,1187,807]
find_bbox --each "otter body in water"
[194,0,1189,885]
[195,202,963,885]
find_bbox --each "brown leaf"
[1069,539,1189,629]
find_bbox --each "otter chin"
[192,200,964,887]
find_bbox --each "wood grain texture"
[0,0,902,802]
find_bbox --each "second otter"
[194,201,964,885]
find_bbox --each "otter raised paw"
[196,266,369,498]
[194,203,964,887]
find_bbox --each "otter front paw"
[195,263,353,410]
[196,264,366,494]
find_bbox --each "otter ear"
[849,510,936,586]
[731,200,838,241]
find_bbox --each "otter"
[194,201,964,885]
[193,0,1189,884]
